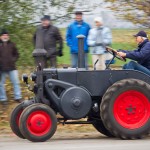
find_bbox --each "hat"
[133,31,148,38]
[0,29,9,36]
[41,15,51,21]
[94,17,103,23]
[75,11,83,15]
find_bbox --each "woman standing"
[88,17,112,70]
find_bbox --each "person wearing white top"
[87,17,112,70]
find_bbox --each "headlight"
[22,74,28,84]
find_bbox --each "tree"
[0,0,38,66]
[0,0,99,66]
[104,0,150,28]
[36,0,98,23]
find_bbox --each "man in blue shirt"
[117,31,150,76]
[66,11,90,68]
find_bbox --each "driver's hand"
[117,52,126,58]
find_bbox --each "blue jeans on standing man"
[0,70,22,101]
[123,61,150,76]
[71,53,88,69]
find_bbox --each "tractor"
[10,35,150,142]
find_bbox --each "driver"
[117,31,150,76]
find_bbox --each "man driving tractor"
[117,31,150,76]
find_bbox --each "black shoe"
[0,101,8,105]
[15,99,24,103]
[0,101,8,111]
[2,101,8,104]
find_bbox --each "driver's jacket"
[120,39,150,70]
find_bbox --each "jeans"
[123,61,150,76]
[71,53,88,69]
[0,70,22,101]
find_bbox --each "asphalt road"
[0,132,150,150]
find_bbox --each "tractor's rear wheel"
[100,79,150,139]
[19,104,57,142]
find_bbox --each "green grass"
[16,28,150,67]
[58,28,142,67]
[57,42,136,67]
[57,43,93,66]
[57,44,71,65]
[111,42,135,66]
[58,28,150,67]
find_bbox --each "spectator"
[87,17,112,70]
[66,11,90,68]
[0,29,22,108]
[33,15,63,68]
[117,31,150,76]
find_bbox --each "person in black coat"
[117,31,150,76]
[33,15,63,68]
[0,29,22,108]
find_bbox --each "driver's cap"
[133,31,148,38]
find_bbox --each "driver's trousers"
[123,61,150,76]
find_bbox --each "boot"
[15,99,24,103]
[0,101,8,111]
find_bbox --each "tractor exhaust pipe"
[77,35,86,68]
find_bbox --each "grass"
[56,28,150,67]
[57,42,132,67]
[14,28,150,67]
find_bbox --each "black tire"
[10,103,25,139]
[10,103,40,139]
[19,104,57,142]
[92,119,114,137]
[100,79,150,139]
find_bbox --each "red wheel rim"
[26,110,52,136]
[16,110,23,126]
[113,90,150,129]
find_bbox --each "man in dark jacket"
[66,11,90,68]
[0,29,22,107]
[33,15,63,68]
[117,31,150,76]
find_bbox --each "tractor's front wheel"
[10,103,41,139]
[19,104,57,142]
[101,79,150,139]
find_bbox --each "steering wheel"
[106,46,126,62]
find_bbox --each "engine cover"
[60,87,92,119]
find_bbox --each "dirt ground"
[0,100,96,136]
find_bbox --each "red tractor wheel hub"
[113,90,150,129]
[26,110,52,136]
